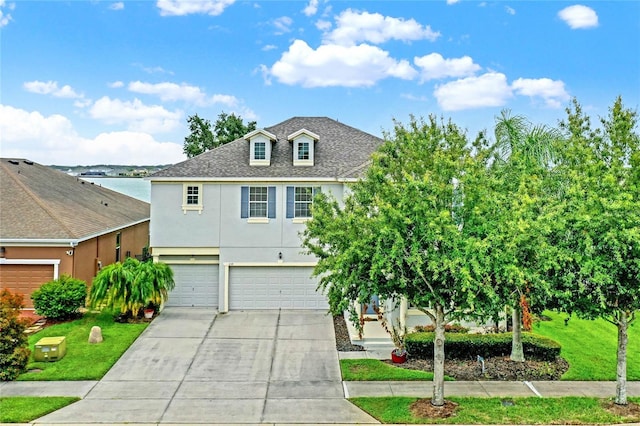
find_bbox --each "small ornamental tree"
[302,116,499,406]
[88,258,175,318]
[550,97,640,405]
[0,289,31,381]
[31,275,87,320]
[183,111,257,158]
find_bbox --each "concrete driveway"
[35,308,377,424]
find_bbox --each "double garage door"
[166,264,328,310]
[229,266,328,310]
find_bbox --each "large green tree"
[183,112,257,158]
[550,97,640,405]
[302,116,498,406]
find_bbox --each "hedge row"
[405,332,561,361]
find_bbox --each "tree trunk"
[432,304,446,406]
[615,311,628,405]
[510,305,525,362]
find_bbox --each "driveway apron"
[34,308,377,424]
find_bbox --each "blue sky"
[1,0,638,165]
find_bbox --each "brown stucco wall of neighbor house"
[0,221,149,308]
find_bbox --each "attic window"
[254,142,266,160]
[245,129,276,166]
[288,129,318,167]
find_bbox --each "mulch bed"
[333,314,570,381]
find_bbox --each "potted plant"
[374,305,408,363]
[389,322,408,363]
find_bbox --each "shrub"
[89,258,174,318]
[405,331,561,361]
[0,289,31,380]
[413,323,469,333]
[31,275,87,320]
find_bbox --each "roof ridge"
[0,161,77,238]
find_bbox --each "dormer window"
[254,142,266,160]
[288,129,319,166]
[245,129,277,166]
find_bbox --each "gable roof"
[0,159,150,242]
[151,117,384,180]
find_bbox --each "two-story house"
[149,117,383,311]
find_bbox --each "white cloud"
[512,78,570,108]
[558,5,598,29]
[434,72,512,111]
[262,44,277,51]
[401,93,428,102]
[133,63,174,75]
[0,104,184,165]
[505,6,515,15]
[127,81,240,109]
[303,0,318,17]
[446,0,460,4]
[268,39,417,88]
[273,16,293,34]
[156,0,235,16]
[89,96,182,134]
[315,19,331,31]
[324,9,440,46]
[109,2,124,11]
[23,81,83,99]
[109,81,125,88]
[0,1,13,27]
[414,53,481,81]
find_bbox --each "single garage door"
[0,264,54,308]
[166,264,219,307]
[230,266,328,310]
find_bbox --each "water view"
[81,177,151,202]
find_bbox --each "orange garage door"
[0,264,54,308]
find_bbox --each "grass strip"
[533,311,639,380]
[19,310,148,381]
[350,396,640,424]
[0,396,80,423]
[340,359,453,381]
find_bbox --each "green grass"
[19,310,148,381]
[340,359,453,381]
[533,311,639,380]
[350,396,640,424]
[0,397,80,423]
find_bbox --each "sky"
[1,0,638,166]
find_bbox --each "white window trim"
[293,186,314,219]
[249,136,272,166]
[292,136,315,166]
[248,186,269,219]
[182,183,203,214]
[292,217,310,224]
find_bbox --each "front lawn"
[19,310,148,381]
[351,396,640,424]
[533,311,639,380]
[340,359,453,381]
[0,397,80,423]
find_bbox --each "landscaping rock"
[88,326,103,343]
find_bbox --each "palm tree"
[489,110,563,362]
[89,258,175,318]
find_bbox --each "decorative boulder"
[88,326,103,343]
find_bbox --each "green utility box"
[34,336,66,362]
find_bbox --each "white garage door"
[166,264,219,307]
[230,266,328,310]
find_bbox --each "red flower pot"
[391,350,407,364]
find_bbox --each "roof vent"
[23,160,34,165]
[8,160,19,165]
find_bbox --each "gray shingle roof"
[151,117,384,180]
[0,159,150,241]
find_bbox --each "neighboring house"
[0,159,150,308]
[149,117,383,310]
